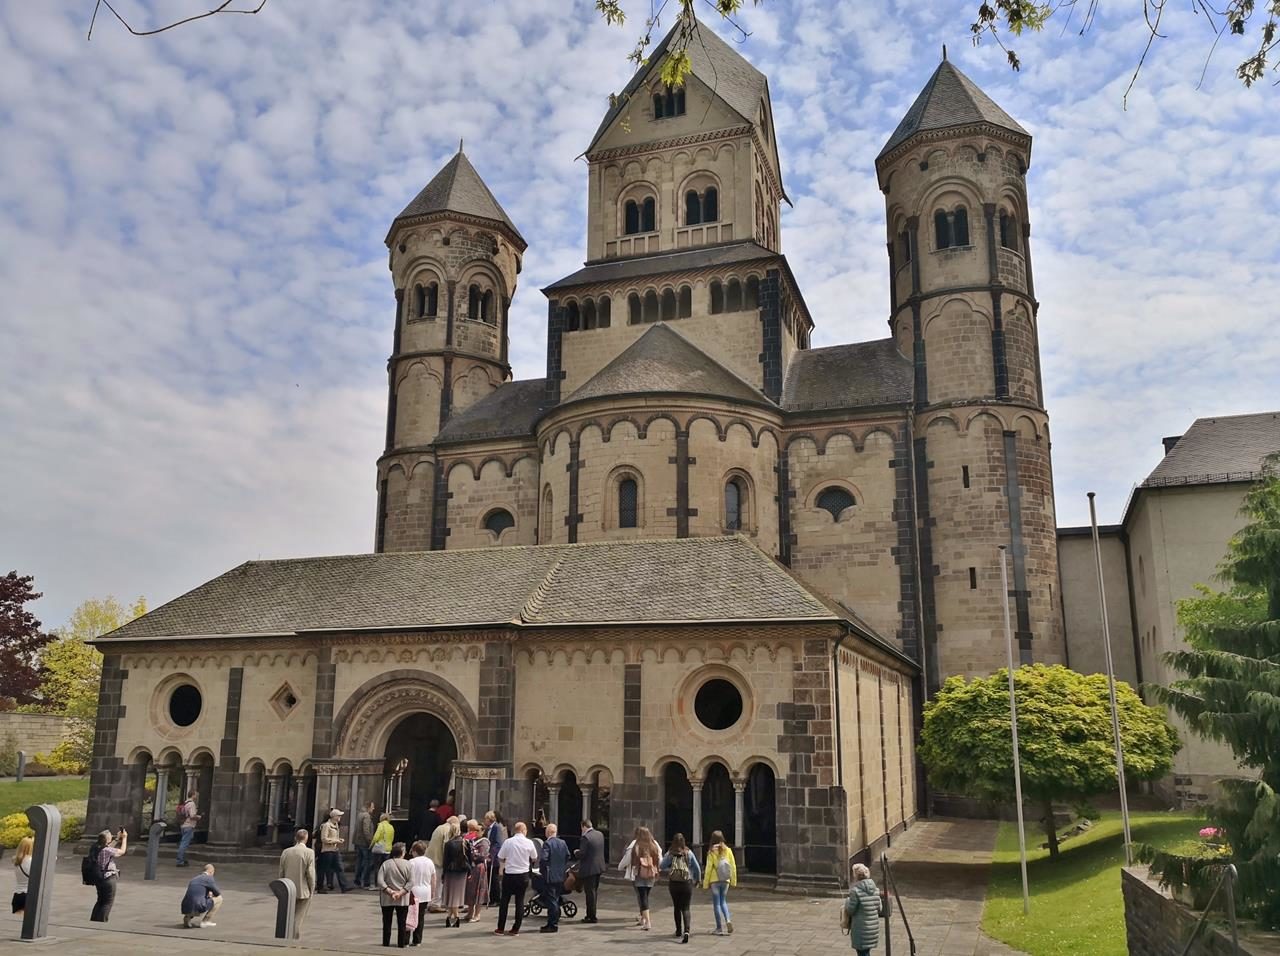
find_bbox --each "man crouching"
[181,863,223,929]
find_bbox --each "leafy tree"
[0,572,53,706]
[1149,459,1280,927]
[31,596,146,774]
[920,663,1179,859]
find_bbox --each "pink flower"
[1199,827,1222,839]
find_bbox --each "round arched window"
[694,678,744,731]
[168,684,203,727]
[484,508,515,537]
[816,487,856,521]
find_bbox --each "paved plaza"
[1,820,1022,955]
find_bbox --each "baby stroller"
[524,864,579,918]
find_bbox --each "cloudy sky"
[2,1,1277,627]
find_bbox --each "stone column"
[267,775,282,827]
[153,768,170,822]
[183,766,199,800]
[580,784,592,826]
[733,782,746,868]
[691,780,703,848]
[547,786,560,828]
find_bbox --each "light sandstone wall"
[381,456,434,553]
[395,359,444,448]
[330,646,483,730]
[0,713,75,755]
[685,418,779,552]
[114,656,231,765]
[512,647,627,779]
[445,454,540,549]
[789,430,903,645]
[236,651,320,770]
[569,417,680,541]
[539,430,572,545]
[1058,531,1138,684]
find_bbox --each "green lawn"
[982,809,1201,956]
[0,777,89,818]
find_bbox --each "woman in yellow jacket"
[370,813,396,876]
[701,830,737,935]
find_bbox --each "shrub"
[0,733,18,777]
[0,808,86,847]
[0,812,34,848]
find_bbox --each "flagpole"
[1088,492,1133,866]
[999,545,1031,914]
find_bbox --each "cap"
[330,808,345,817]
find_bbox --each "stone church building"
[87,27,1062,888]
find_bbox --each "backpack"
[637,851,658,881]
[444,837,472,874]
[82,847,105,886]
[717,856,732,882]
[668,851,690,883]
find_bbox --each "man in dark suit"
[575,819,606,923]
[539,823,572,933]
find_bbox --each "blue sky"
[2,1,1278,628]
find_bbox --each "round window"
[694,678,744,731]
[168,684,203,727]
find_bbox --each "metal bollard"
[16,750,25,783]
[21,803,62,941]
[269,877,297,940]
[145,820,166,881]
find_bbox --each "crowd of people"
[6,789,885,953]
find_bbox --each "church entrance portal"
[383,712,457,844]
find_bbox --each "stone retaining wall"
[0,713,74,756]
[1123,867,1280,956]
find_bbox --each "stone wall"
[0,712,75,756]
[1122,868,1280,956]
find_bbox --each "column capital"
[690,778,704,791]
[732,780,746,792]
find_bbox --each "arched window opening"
[934,210,951,249]
[566,301,581,332]
[703,186,719,223]
[598,296,612,328]
[745,276,760,311]
[675,88,686,115]
[582,299,597,330]
[999,211,1018,250]
[816,486,856,521]
[618,478,638,529]
[468,284,481,319]
[414,284,426,318]
[725,478,744,531]
[484,508,515,538]
[653,92,665,119]
[952,206,970,246]
[685,190,702,226]
[678,285,692,318]
[643,290,660,323]
[661,289,677,322]
[710,280,724,314]
[540,487,553,544]
[898,231,912,264]
[426,283,439,317]
[628,293,643,325]
[641,197,656,232]
[726,278,743,312]
[625,200,640,236]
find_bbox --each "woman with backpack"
[701,830,737,935]
[88,827,128,922]
[659,832,702,943]
[370,812,395,880]
[441,819,471,927]
[844,863,882,956]
[619,826,661,931]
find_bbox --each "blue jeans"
[354,845,372,887]
[176,826,195,864]
[710,881,731,928]
[545,883,561,928]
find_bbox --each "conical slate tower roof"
[391,149,525,246]
[878,59,1028,161]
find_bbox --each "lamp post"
[999,545,1031,915]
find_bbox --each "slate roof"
[434,378,547,444]
[1143,411,1280,487]
[585,21,768,156]
[391,150,525,245]
[878,60,1028,161]
[544,241,777,292]
[565,323,771,408]
[97,536,840,641]
[782,339,914,412]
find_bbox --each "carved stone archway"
[332,669,479,762]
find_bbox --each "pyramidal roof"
[878,59,1028,161]
[565,322,772,408]
[390,149,525,247]
[586,19,768,156]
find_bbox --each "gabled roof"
[389,149,525,247]
[878,59,1028,162]
[585,20,768,156]
[96,536,841,640]
[1143,411,1280,488]
[564,322,772,408]
[544,241,777,292]
[434,379,547,445]
[782,339,914,412]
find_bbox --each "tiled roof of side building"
[782,339,913,412]
[585,22,768,156]
[564,323,773,409]
[1144,411,1280,487]
[434,378,547,444]
[390,150,525,245]
[878,60,1028,161]
[97,536,843,641]
[544,241,777,292]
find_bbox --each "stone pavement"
[0,821,1025,955]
